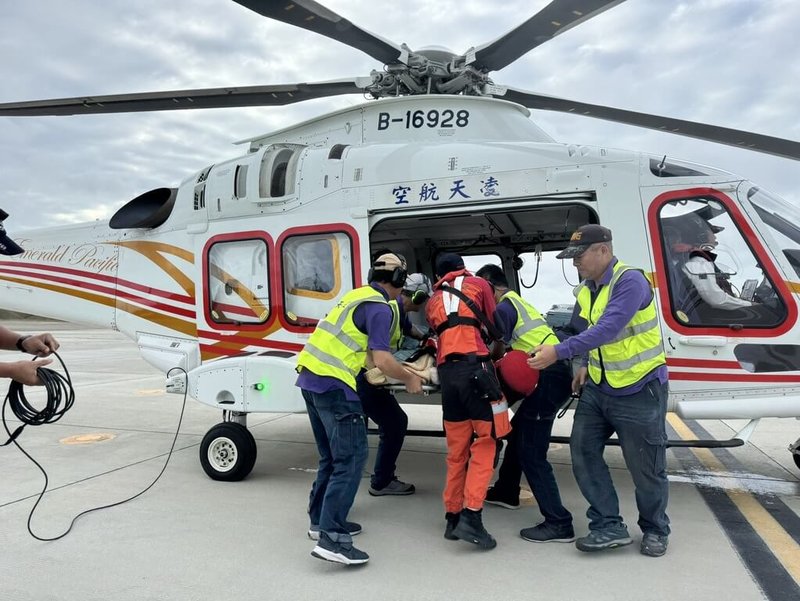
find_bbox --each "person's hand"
[572,366,588,394]
[22,333,60,357]
[527,344,558,370]
[404,373,424,394]
[7,358,52,385]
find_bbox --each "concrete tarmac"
[1,321,799,601]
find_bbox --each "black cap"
[435,252,465,277]
[556,224,612,259]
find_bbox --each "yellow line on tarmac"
[667,413,800,585]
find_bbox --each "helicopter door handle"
[677,336,728,347]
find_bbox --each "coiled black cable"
[2,352,74,445]
[2,353,188,541]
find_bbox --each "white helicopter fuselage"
[2,95,799,423]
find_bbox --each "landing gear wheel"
[199,422,257,481]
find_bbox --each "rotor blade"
[497,86,800,161]
[0,79,370,117]
[471,0,626,72]
[233,0,403,64]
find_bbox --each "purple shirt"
[493,300,518,345]
[296,284,395,401]
[555,258,668,396]
[394,300,414,337]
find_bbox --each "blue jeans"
[356,373,408,489]
[570,379,670,536]
[303,388,368,543]
[516,361,574,527]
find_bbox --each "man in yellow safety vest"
[529,225,670,558]
[295,252,424,565]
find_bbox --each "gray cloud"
[1,0,798,232]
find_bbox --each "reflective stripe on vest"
[500,290,555,353]
[388,300,401,350]
[435,276,482,333]
[443,276,465,314]
[576,262,665,388]
[295,286,389,390]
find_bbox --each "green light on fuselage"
[253,379,271,394]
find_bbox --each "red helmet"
[495,350,539,402]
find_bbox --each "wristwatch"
[15,335,31,352]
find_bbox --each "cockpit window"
[746,184,800,278]
[658,196,786,328]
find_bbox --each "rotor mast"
[365,46,491,98]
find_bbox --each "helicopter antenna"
[657,155,667,175]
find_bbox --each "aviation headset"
[403,288,430,305]
[368,254,407,288]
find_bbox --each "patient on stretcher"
[364,344,440,387]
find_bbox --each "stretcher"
[365,349,440,394]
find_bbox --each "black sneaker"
[575,527,633,552]
[311,532,369,565]
[640,533,669,557]
[444,512,460,541]
[368,477,415,496]
[484,486,519,510]
[307,521,362,541]
[451,508,497,550]
[520,522,576,543]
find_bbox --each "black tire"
[199,422,257,481]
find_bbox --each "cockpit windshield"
[745,184,800,278]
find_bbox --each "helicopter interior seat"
[662,224,707,324]
[663,226,689,302]
[664,243,768,326]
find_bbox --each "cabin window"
[658,196,786,328]
[207,238,269,325]
[282,231,354,327]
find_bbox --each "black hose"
[2,353,188,541]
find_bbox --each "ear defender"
[391,267,407,288]
[411,289,430,305]
[369,253,406,287]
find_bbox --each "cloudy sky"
[1,0,798,307]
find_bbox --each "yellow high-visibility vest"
[296,286,396,390]
[500,290,556,353]
[576,262,665,388]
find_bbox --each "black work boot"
[451,508,497,550]
[444,512,460,541]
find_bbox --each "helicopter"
[1,0,800,481]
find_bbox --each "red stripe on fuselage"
[666,357,742,370]
[0,266,195,318]
[198,330,304,352]
[669,371,800,383]
[3,261,194,304]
